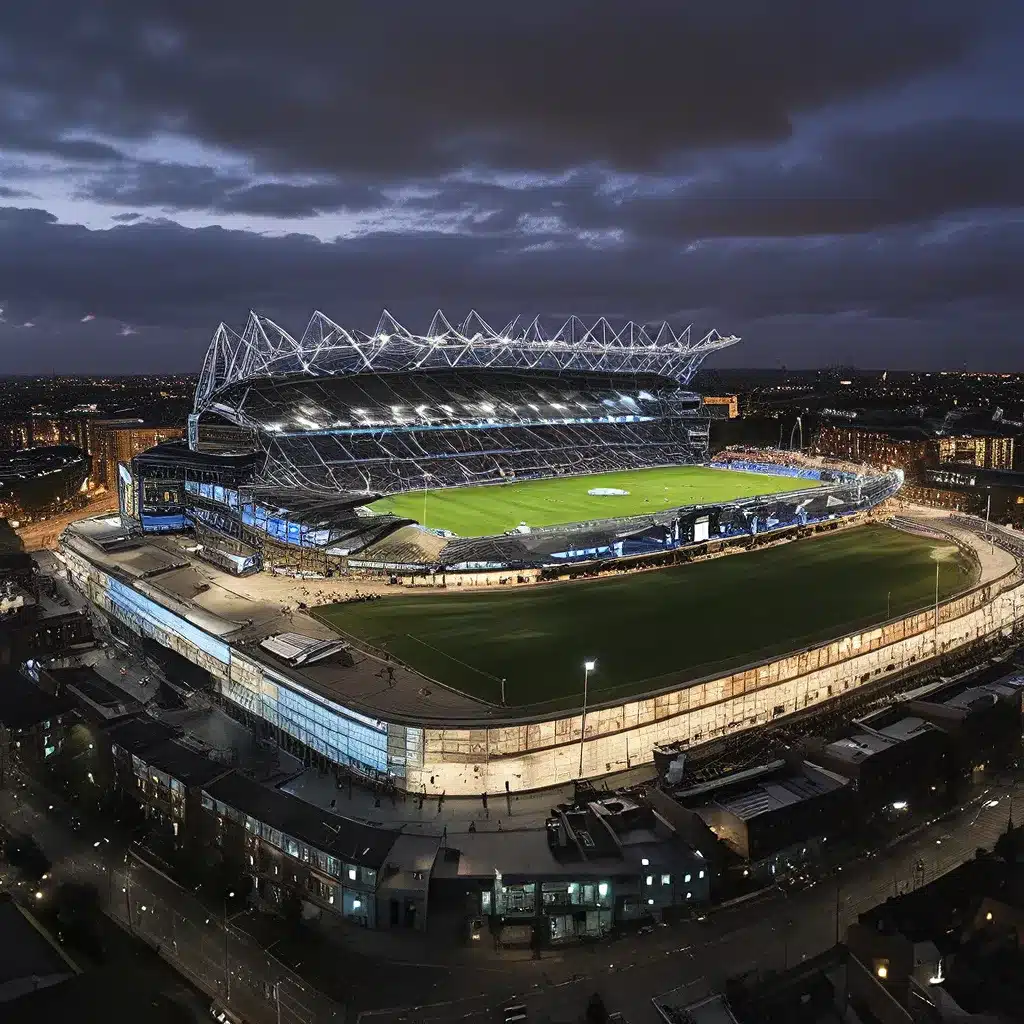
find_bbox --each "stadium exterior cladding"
[59,507,1024,797]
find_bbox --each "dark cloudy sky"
[1,1,1022,373]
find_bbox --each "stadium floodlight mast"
[579,660,596,779]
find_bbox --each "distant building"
[703,395,739,419]
[816,424,934,481]
[87,421,184,489]
[921,465,1024,526]
[937,434,1015,471]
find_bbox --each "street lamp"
[579,660,596,779]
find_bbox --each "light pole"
[223,893,234,1003]
[934,561,940,655]
[579,660,595,779]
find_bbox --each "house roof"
[0,669,75,730]
[203,771,399,870]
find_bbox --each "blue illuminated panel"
[254,676,389,774]
[106,577,231,664]
[141,513,187,532]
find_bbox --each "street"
[0,774,344,1024]
[352,783,1018,1023]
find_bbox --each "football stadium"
[57,310,1024,794]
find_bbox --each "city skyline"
[0,2,1022,373]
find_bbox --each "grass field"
[318,525,978,711]
[367,466,813,537]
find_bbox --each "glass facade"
[106,577,231,664]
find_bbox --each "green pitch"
[318,525,977,711]
[367,465,812,537]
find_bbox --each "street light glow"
[584,660,596,671]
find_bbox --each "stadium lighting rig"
[194,308,740,413]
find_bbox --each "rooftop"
[203,770,399,870]
[674,760,848,821]
[103,714,179,754]
[134,737,232,789]
[0,669,75,730]
[63,517,494,724]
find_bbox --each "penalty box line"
[403,633,504,683]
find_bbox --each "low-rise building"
[805,711,951,814]
[0,668,76,781]
[199,771,400,931]
[656,759,852,886]
[901,671,1024,785]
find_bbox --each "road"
[16,493,118,551]
[0,774,344,1024]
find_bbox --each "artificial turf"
[367,465,813,537]
[318,524,978,711]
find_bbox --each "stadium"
[56,310,1024,795]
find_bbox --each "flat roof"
[0,669,75,729]
[135,738,232,788]
[877,716,935,741]
[824,731,894,763]
[64,519,492,724]
[203,771,399,869]
[48,665,138,711]
[434,826,625,880]
[103,714,179,754]
[716,769,844,821]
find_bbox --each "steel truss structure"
[195,309,739,412]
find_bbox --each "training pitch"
[318,525,978,711]
[367,465,813,537]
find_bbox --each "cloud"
[0,202,1021,372]
[536,117,1024,240]
[0,2,992,177]
[77,161,386,217]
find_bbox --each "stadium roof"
[195,308,739,409]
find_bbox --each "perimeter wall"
[58,520,1024,797]
[404,543,1024,794]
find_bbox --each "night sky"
[1,2,1022,374]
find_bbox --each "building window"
[698,870,705,879]
[661,875,671,886]
[684,874,691,883]
[645,875,653,886]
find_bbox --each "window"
[698,870,705,879]
[684,874,691,883]
[645,875,653,886]
[661,875,671,886]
